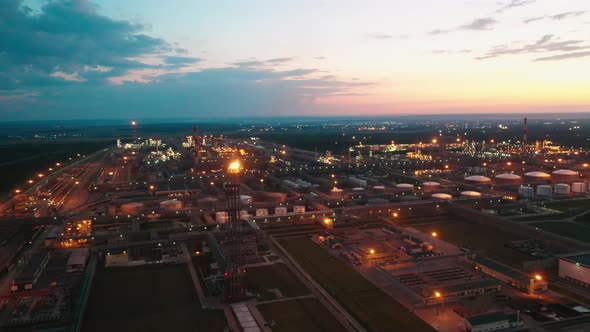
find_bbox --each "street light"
[431,232,438,237]
[535,274,542,281]
[369,249,375,255]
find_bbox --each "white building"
[558,252,590,288]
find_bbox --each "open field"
[0,140,111,194]
[413,220,533,267]
[247,263,309,298]
[279,236,435,332]
[258,298,345,332]
[82,264,226,332]
[529,222,590,244]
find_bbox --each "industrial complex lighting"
[535,274,542,281]
[228,160,241,174]
[434,291,441,298]
[431,232,438,237]
[369,249,375,254]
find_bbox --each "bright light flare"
[228,160,241,173]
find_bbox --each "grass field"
[529,222,590,244]
[279,236,435,332]
[82,264,226,332]
[247,263,309,298]
[413,221,532,267]
[258,298,345,332]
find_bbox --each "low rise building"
[473,256,547,294]
[558,251,590,288]
[465,311,522,332]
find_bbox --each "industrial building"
[473,256,547,294]
[13,250,49,291]
[464,311,522,332]
[558,251,590,288]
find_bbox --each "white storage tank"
[432,193,452,200]
[461,191,482,197]
[215,211,229,223]
[274,207,288,215]
[330,188,344,197]
[554,183,571,195]
[120,202,144,215]
[572,182,587,193]
[465,175,492,184]
[255,208,269,217]
[518,186,534,198]
[373,185,386,190]
[536,185,552,197]
[525,171,551,182]
[423,182,441,192]
[552,169,578,182]
[160,199,183,212]
[396,183,413,189]
[293,205,306,213]
[239,195,253,205]
[495,173,523,185]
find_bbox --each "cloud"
[524,11,586,23]
[550,11,586,20]
[523,16,545,24]
[460,18,497,30]
[0,0,174,90]
[496,0,535,13]
[476,34,590,60]
[428,29,450,35]
[265,57,293,64]
[535,51,590,61]
[1,66,372,120]
[163,56,203,66]
[233,57,294,67]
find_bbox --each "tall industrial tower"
[193,125,200,166]
[523,117,528,151]
[131,121,137,140]
[223,160,246,302]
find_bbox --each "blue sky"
[1,0,589,120]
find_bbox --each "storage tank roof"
[395,183,414,188]
[465,175,491,182]
[552,169,578,176]
[496,173,522,180]
[432,193,452,200]
[525,171,551,178]
[461,191,482,197]
[423,181,441,186]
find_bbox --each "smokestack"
[523,117,528,150]
[193,125,200,166]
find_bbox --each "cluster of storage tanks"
[214,205,306,223]
[518,182,589,198]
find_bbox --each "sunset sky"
[1,0,589,120]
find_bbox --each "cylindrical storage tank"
[255,208,268,217]
[536,185,552,197]
[461,191,482,197]
[373,185,386,190]
[120,202,144,215]
[197,197,218,208]
[554,183,571,195]
[552,169,578,182]
[260,192,287,203]
[572,182,587,193]
[465,175,492,184]
[432,193,452,200]
[525,171,551,182]
[518,186,534,198]
[239,195,252,205]
[293,205,306,213]
[330,188,344,198]
[495,173,523,185]
[274,207,287,215]
[352,187,364,192]
[160,199,183,212]
[215,211,229,223]
[423,182,441,192]
[396,183,413,189]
